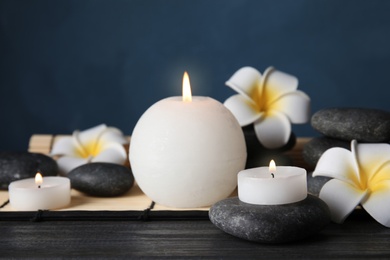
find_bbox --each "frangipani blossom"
[224,66,310,148]
[51,124,128,174]
[313,140,390,227]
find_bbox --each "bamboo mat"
[0,182,213,212]
[0,135,310,214]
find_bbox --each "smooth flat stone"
[0,152,58,190]
[307,172,332,197]
[209,195,330,244]
[68,163,134,197]
[303,136,350,167]
[311,108,390,142]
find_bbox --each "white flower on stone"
[313,140,390,227]
[224,66,310,149]
[51,124,128,174]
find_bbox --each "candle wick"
[38,185,41,189]
[271,173,274,178]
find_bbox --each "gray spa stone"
[209,195,330,244]
[68,162,134,197]
[311,108,390,142]
[0,151,58,190]
[307,172,332,197]
[303,136,350,167]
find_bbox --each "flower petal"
[271,90,310,124]
[224,94,261,126]
[313,147,360,186]
[225,66,262,101]
[261,67,299,105]
[57,156,90,174]
[361,181,390,227]
[99,127,128,145]
[319,179,368,223]
[51,136,78,156]
[353,141,390,183]
[370,161,390,188]
[74,124,107,148]
[91,143,127,165]
[253,110,291,149]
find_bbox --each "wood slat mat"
[0,135,311,219]
[0,183,213,220]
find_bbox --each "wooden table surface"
[0,210,389,258]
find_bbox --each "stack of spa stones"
[303,108,390,195]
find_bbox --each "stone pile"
[304,108,390,195]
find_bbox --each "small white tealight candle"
[238,160,307,205]
[130,72,247,208]
[8,172,71,211]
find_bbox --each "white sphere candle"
[8,173,71,211]
[238,160,307,205]
[130,72,247,208]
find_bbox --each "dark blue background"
[1,0,390,151]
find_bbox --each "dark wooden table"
[0,210,389,258]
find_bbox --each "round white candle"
[9,175,71,211]
[238,165,307,205]
[130,74,246,208]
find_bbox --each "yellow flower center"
[252,82,281,114]
[350,158,390,194]
[358,169,369,191]
[75,141,103,158]
[366,161,390,192]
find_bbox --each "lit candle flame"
[269,160,276,173]
[182,71,192,102]
[35,172,43,187]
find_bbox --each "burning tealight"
[8,172,71,211]
[238,160,307,205]
[130,72,247,208]
[209,160,330,243]
[36,172,43,187]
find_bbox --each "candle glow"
[269,160,276,173]
[35,172,43,187]
[182,71,192,102]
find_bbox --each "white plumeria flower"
[51,124,128,174]
[224,66,310,149]
[313,140,390,227]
